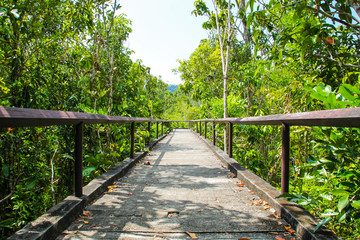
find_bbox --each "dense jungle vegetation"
[0,0,359,239]
[0,0,172,238]
[170,0,360,238]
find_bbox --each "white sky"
[120,0,210,85]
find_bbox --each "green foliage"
[175,0,360,238]
[0,1,171,238]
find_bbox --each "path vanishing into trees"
[56,129,297,240]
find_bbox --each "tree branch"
[312,53,360,68]
[306,5,360,31]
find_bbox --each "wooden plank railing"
[0,106,169,197]
[2,106,360,197]
[190,107,360,194]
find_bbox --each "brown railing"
[190,107,360,194]
[0,106,169,197]
[2,106,360,197]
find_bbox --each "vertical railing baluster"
[199,121,202,136]
[196,121,199,133]
[130,122,135,159]
[281,123,290,194]
[204,122,207,139]
[161,122,164,136]
[156,122,159,138]
[148,122,151,145]
[75,122,83,197]
[213,122,216,145]
[229,122,233,158]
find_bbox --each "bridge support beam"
[281,123,290,194]
[75,122,83,197]
[228,122,233,158]
[130,122,135,159]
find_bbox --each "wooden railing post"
[148,122,151,145]
[199,121,202,136]
[228,122,233,158]
[156,122,159,138]
[213,122,216,145]
[204,122,207,139]
[130,122,135,159]
[196,121,199,133]
[281,123,290,194]
[75,122,83,197]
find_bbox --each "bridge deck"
[57,129,297,239]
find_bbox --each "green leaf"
[25,179,37,190]
[83,167,96,177]
[338,195,349,212]
[0,218,14,228]
[351,200,360,209]
[2,164,9,177]
[321,211,338,217]
[339,85,356,101]
[315,217,331,232]
[332,189,350,196]
[10,9,19,19]
[0,7,7,17]
[339,209,352,222]
[254,64,262,77]
[320,3,330,13]
[275,192,297,199]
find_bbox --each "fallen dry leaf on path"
[82,210,91,217]
[276,237,286,240]
[63,230,78,235]
[107,185,117,192]
[186,232,198,239]
[77,219,88,224]
[284,225,296,234]
[253,200,264,206]
[236,183,245,187]
[268,212,281,219]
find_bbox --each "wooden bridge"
[2,107,358,240]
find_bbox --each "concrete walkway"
[57,129,297,240]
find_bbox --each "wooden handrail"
[191,107,360,127]
[0,106,169,197]
[190,107,360,194]
[0,106,167,128]
[2,106,360,196]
